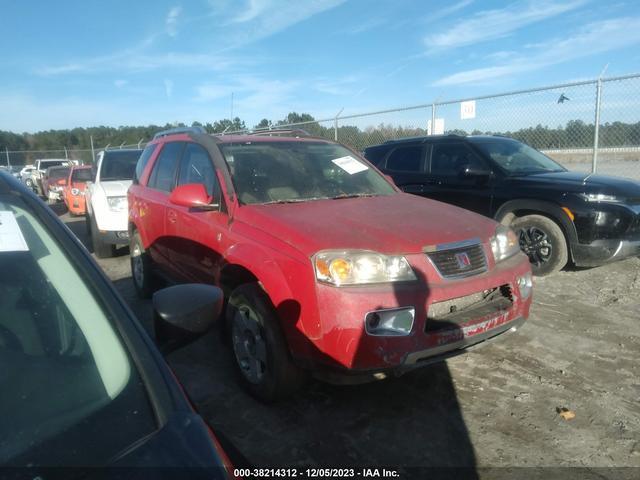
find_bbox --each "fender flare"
[494,199,578,258]
[222,243,313,359]
[223,243,295,308]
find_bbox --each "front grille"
[426,243,487,279]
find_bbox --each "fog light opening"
[365,307,415,336]
[516,273,533,300]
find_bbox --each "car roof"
[216,134,333,145]
[368,134,517,148]
[102,148,143,153]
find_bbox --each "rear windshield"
[39,161,67,169]
[47,168,70,180]
[72,168,93,182]
[0,197,155,465]
[100,151,142,181]
[220,141,395,205]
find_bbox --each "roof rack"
[248,129,311,138]
[153,126,207,139]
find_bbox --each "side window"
[177,143,220,199]
[148,142,184,192]
[430,143,486,176]
[133,144,158,184]
[385,145,424,173]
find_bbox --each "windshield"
[100,151,141,181]
[220,142,395,205]
[471,140,566,175]
[47,167,70,180]
[72,168,93,182]
[39,161,67,169]
[0,197,155,465]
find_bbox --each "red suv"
[128,127,533,400]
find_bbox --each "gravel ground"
[60,210,640,476]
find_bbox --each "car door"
[379,143,429,195]
[423,142,494,216]
[166,142,227,285]
[140,141,185,275]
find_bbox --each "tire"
[130,230,155,299]
[227,283,306,401]
[511,214,568,276]
[85,212,92,235]
[90,214,115,259]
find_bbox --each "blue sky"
[1,0,639,133]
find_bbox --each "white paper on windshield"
[0,211,29,252]
[332,155,369,175]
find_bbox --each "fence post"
[592,78,603,174]
[334,108,344,142]
[431,103,436,135]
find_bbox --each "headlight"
[314,250,416,286]
[579,193,623,203]
[71,188,80,196]
[490,225,520,263]
[107,196,127,212]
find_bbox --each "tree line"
[1,114,639,165]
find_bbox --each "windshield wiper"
[330,193,377,200]
[261,197,328,205]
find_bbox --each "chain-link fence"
[224,73,640,180]
[3,74,640,179]
[1,142,146,171]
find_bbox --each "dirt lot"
[61,211,640,476]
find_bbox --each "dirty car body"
[128,128,533,398]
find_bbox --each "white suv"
[85,149,142,258]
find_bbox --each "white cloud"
[314,75,359,95]
[114,79,128,88]
[424,0,586,52]
[339,17,386,35]
[432,16,640,86]
[37,50,242,76]
[164,79,174,99]
[424,0,474,23]
[166,6,182,37]
[218,0,346,47]
[194,75,298,119]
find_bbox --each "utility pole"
[5,146,10,168]
[90,135,96,164]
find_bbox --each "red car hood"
[238,193,498,256]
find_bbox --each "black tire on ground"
[512,214,568,276]
[90,214,115,259]
[227,283,306,402]
[85,212,91,235]
[130,230,156,299]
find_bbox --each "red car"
[128,127,533,401]
[43,165,70,202]
[63,165,93,215]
